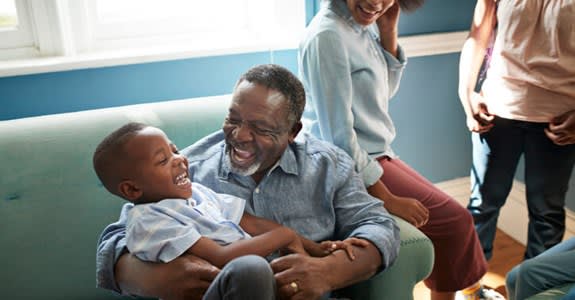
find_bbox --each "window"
[77,0,305,53]
[0,0,18,29]
[0,0,36,59]
[0,0,306,76]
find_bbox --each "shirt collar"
[218,143,299,180]
[328,0,367,33]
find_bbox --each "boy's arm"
[240,212,321,255]
[188,226,303,269]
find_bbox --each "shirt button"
[255,188,260,194]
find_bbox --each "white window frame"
[0,1,470,78]
[0,0,37,59]
[0,0,307,77]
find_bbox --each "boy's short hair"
[93,122,148,198]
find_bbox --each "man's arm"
[116,253,218,300]
[271,241,382,300]
[272,147,400,299]
[96,203,220,300]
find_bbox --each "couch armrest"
[339,216,434,300]
[526,283,575,300]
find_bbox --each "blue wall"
[3,0,572,208]
[0,0,476,121]
[0,0,477,121]
[0,50,298,121]
[0,0,475,184]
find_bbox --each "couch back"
[0,95,231,299]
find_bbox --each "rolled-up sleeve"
[332,149,400,269]
[380,44,407,99]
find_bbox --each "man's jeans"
[204,255,276,300]
[506,237,575,300]
[468,117,575,260]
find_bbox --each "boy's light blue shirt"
[96,131,400,293]
[126,183,249,263]
[299,0,407,187]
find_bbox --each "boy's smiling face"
[121,127,192,203]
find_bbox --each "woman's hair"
[398,0,425,12]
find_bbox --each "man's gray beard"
[224,148,261,177]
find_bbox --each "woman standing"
[458,0,575,262]
[299,0,500,299]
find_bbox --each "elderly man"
[96,64,400,300]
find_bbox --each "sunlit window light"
[0,0,18,31]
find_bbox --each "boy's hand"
[320,237,371,260]
[280,229,308,256]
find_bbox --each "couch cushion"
[527,283,574,300]
[0,95,231,299]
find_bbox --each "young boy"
[93,122,365,267]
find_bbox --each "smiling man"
[96,64,400,300]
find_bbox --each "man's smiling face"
[222,80,295,180]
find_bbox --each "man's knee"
[207,256,275,300]
[515,259,545,288]
[226,255,272,277]
[225,255,275,298]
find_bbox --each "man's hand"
[271,254,332,300]
[272,241,381,300]
[545,110,575,146]
[117,254,219,300]
[157,255,219,300]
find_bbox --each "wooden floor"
[413,229,526,299]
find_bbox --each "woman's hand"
[466,92,494,133]
[367,180,429,228]
[376,1,400,56]
[376,1,400,34]
[385,195,429,228]
[545,110,575,145]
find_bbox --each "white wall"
[436,177,575,245]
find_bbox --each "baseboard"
[435,177,575,246]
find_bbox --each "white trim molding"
[436,177,575,246]
[0,30,470,78]
[399,30,469,58]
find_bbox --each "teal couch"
[0,95,434,300]
[527,284,574,299]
